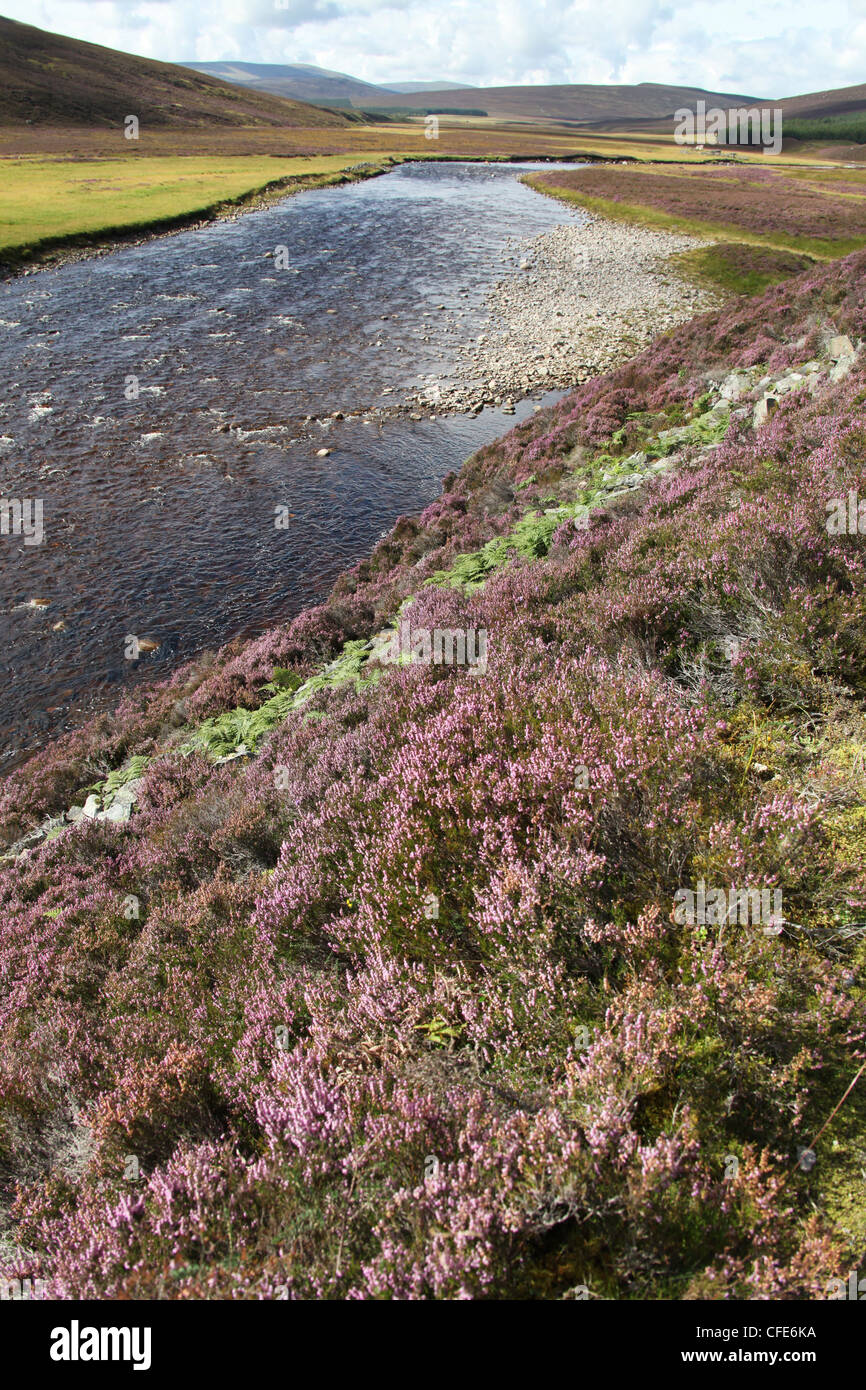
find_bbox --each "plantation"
[1,249,865,1299]
[784,114,866,144]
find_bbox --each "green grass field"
[0,154,396,266]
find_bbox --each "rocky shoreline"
[408,214,723,415]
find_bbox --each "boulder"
[752,396,778,429]
[830,354,857,383]
[720,372,750,402]
[827,335,855,361]
[112,779,143,808]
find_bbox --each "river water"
[0,160,585,767]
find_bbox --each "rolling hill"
[778,81,866,119]
[182,60,389,107]
[387,81,477,93]
[0,17,351,127]
[182,63,479,105]
[353,80,766,122]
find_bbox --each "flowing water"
[0,160,585,767]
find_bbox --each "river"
[0,160,585,766]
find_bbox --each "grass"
[526,171,866,262]
[0,154,397,269]
[2,119,843,165]
[669,242,816,296]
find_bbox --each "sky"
[2,0,864,97]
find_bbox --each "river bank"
[0,156,398,279]
[409,214,722,414]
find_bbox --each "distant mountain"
[364,81,766,122]
[387,81,477,93]
[176,67,764,122]
[0,18,350,127]
[183,60,389,106]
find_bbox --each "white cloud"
[2,0,859,96]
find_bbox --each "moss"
[182,640,381,760]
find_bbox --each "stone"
[82,795,100,820]
[830,355,857,383]
[720,372,750,401]
[112,779,143,808]
[752,396,778,428]
[316,448,331,457]
[827,334,855,361]
[101,802,131,824]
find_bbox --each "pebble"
[412,216,721,414]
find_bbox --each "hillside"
[360,80,765,121]
[0,17,350,128]
[182,59,389,107]
[1,250,865,1299]
[388,81,478,93]
[779,81,866,120]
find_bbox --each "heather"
[528,165,866,258]
[1,253,866,1299]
